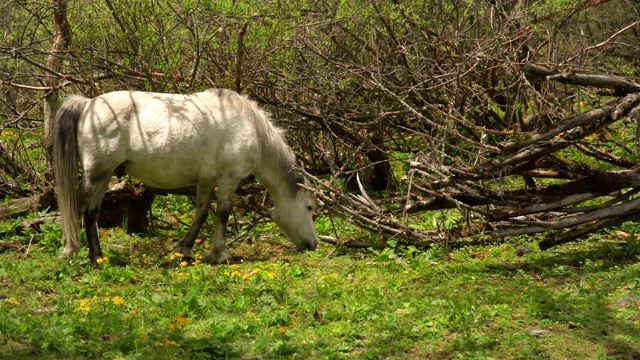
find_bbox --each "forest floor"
[0,200,639,359]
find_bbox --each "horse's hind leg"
[80,173,111,264]
[84,204,103,264]
[174,181,215,259]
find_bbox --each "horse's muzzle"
[297,237,318,252]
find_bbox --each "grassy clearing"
[0,209,639,359]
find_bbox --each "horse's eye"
[307,206,313,212]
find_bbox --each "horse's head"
[271,180,318,252]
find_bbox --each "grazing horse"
[52,88,318,265]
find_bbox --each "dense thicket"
[2,0,640,248]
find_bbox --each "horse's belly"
[124,159,202,189]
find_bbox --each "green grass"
[1,211,639,359]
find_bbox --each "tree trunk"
[44,0,70,168]
[43,0,72,209]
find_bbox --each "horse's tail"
[52,95,88,257]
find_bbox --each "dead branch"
[318,235,382,249]
[490,195,640,238]
[523,62,640,95]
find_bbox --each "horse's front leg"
[174,183,213,259]
[202,178,240,264]
[202,199,233,264]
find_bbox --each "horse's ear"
[295,172,305,185]
[295,161,309,184]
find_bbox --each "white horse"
[52,88,318,265]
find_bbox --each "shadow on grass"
[483,242,640,359]
[0,333,236,360]
[100,228,302,267]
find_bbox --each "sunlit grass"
[1,212,639,358]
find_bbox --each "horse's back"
[77,89,262,189]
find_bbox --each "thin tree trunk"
[43,0,72,207]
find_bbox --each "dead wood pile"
[305,64,640,250]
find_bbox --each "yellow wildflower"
[157,339,180,347]
[111,296,125,305]
[74,298,93,312]
[173,315,189,324]
[4,297,20,305]
[278,326,287,333]
[180,261,188,267]
[96,257,109,264]
[123,309,137,320]
[169,315,189,331]
[169,252,183,261]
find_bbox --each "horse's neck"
[253,161,293,203]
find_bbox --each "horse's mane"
[209,89,299,194]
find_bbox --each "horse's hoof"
[180,256,197,265]
[173,244,193,259]
[203,251,233,265]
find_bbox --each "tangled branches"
[303,65,640,250]
[3,0,640,251]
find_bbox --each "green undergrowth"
[0,211,639,359]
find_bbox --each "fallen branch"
[318,235,382,249]
[0,240,20,252]
[489,191,640,238]
[548,72,640,94]
[523,62,640,95]
[539,208,640,250]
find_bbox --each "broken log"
[0,195,41,219]
[0,188,55,219]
